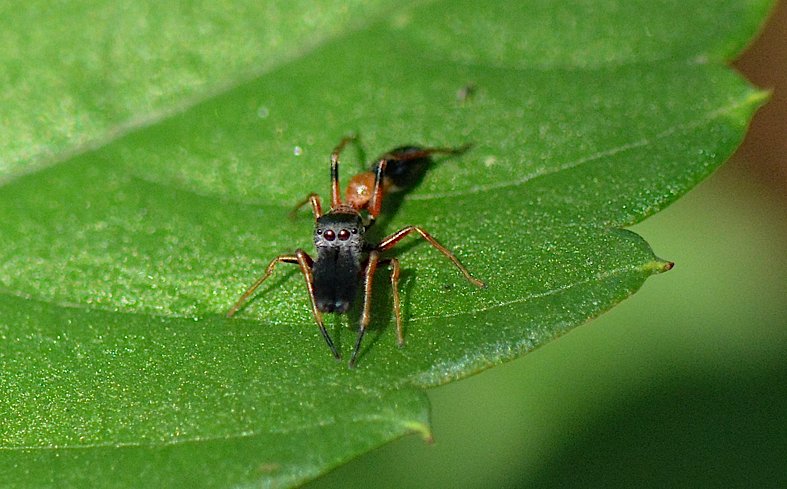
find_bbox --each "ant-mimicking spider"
[226,136,486,366]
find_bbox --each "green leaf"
[0,1,771,488]
[0,0,407,180]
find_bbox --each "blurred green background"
[306,3,787,488]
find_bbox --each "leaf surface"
[0,0,770,487]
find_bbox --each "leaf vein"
[411,98,750,201]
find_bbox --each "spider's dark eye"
[351,228,358,234]
[338,229,350,241]
[323,229,336,241]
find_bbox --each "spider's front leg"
[349,250,381,367]
[226,249,340,359]
[349,254,404,367]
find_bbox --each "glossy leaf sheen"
[0,0,770,487]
